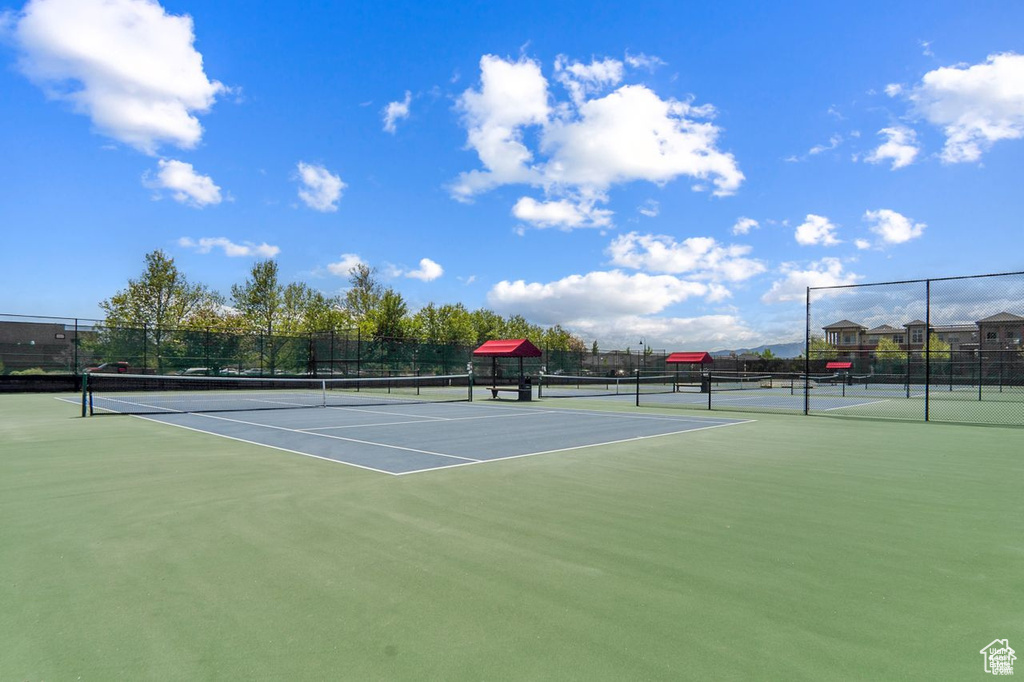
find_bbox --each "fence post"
[925,279,931,421]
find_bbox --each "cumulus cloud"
[404,258,444,281]
[762,258,861,303]
[902,52,1024,163]
[864,208,926,245]
[488,270,712,323]
[326,253,366,277]
[568,313,760,350]
[794,214,841,246]
[512,195,613,229]
[8,0,224,154]
[383,90,412,133]
[451,53,743,230]
[864,126,919,169]
[732,217,759,235]
[296,162,346,212]
[607,232,766,282]
[178,236,279,258]
[143,159,221,207]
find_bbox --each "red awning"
[472,339,542,358]
[666,352,713,364]
[826,361,853,369]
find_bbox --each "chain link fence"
[0,313,660,390]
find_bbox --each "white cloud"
[762,258,861,304]
[488,270,712,323]
[884,83,903,97]
[512,195,613,229]
[809,134,842,155]
[906,52,1024,163]
[607,232,766,282]
[732,217,759,235]
[864,208,926,244]
[451,53,743,229]
[9,0,224,154]
[405,258,444,281]
[554,55,624,105]
[383,90,412,133]
[855,239,872,250]
[326,253,366,277]
[296,162,346,212]
[864,126,920,169]
[143,159,221,207]
[178,236,279,258]
[624,52,667,71]
[794,214,841,246]
[451,55,550,200]
[566,313,760,350]
[638,199,660,218]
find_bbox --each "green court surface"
[2,393,1021,680]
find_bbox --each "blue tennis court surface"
[125,401,751,475]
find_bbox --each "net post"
[81,371,88,417]
[635,368,640,407]
[321,379,327,407]
[467,362,474,402]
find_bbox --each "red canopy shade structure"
[666,352,713,364]
[825,361,853,370]
[472,339,542,358]
[472,340,542,397]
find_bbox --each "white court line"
[394,419,755,476]
[301,409,559,432]
[131,415,399,476]
[187,412,481,463]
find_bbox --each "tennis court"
[97,400,750,475]
[3,387,1022,680]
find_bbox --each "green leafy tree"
[370,289,409,339]
[231,260,283,335]
[927,333,951,361]
[98,250,223,371]
[344,264,383,335]
[502,314,543,342]
[469,309,505,344]
[591,340,599,356]
[808,336,838,360]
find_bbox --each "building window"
[892,335,904,344]
[987,331,998,341]
[843,334,856,345]
[911,329,924,344]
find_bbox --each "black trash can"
[518,375,533,401]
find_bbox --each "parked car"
[178,367,211,376]
[84,361,130,374]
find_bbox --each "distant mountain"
[710,342,805,359]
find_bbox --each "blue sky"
[1,0,1022,349]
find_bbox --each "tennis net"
[705,375,774,391]
[83,372,473,415]
[537,374,676,398]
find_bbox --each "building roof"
[822,320,866,330]
[665,351,713,364]
[977,312,1024,324]
[866,324,900,334]
[904,319,928,327]
[472,339,542,357]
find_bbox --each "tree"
[369,289,409,339]
[927,333,951,361]
[469,308,505,344]
[502,314,543,341]
[98,250,223,371]
[231,260,283,336]
[807,336,838,360]
[591,340,599,356]
[344,264,383,334]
